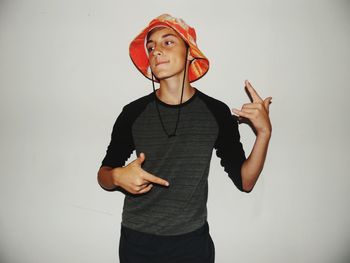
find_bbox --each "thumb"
[264,97,272,112]
[135,152,146,165]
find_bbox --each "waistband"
[121,220,210,240]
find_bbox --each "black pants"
[119,221,215,263]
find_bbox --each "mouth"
[155,61,169,67]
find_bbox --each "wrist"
[112,167,123,187]
[257,129,272,140]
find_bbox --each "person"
[97,13,272,263]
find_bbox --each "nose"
[152,45,163,56]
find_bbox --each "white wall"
[1,0,349,262]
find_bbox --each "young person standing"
[97,14,272,263]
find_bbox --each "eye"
[164,40,174,46]
[147,46,154,52]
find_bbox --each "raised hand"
[112,152,169,195]
[232,80,272,137]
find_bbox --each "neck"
[156,72,195,105]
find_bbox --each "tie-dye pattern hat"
[129,14,209,83]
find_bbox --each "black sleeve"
[214,104,247,192]
[100,105,135,168]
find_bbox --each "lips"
[155,60,169,66]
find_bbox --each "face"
[146,27,193,81]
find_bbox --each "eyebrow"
[146,33,178,45]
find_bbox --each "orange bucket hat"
[129,14,209,83]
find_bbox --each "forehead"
[146,27,181,42]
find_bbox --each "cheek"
[178,47,189,63]
[176,56,187,69]
[148,56,155,68]
[171,50,187,65]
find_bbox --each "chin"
[153,69,184,81]
[152,71,172,81]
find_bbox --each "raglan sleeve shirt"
[213,103,247,192]
[100,105,135,169]
[98,90,247,235]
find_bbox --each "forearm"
[97,166,121,190]
[241,132,271,192]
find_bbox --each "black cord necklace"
[151,47,189,138]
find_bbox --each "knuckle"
[135,178,144,185]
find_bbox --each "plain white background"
[1,0,349,262]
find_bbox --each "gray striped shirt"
[100,88,246,235]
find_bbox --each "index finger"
[245,80,263,102]
[143,171,170,187]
